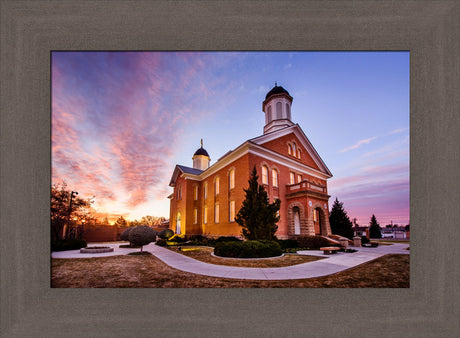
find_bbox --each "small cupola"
[192,139,210,170]
[262,83,294,134]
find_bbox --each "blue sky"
[52,51,409,225]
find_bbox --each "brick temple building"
[168,85,332,239]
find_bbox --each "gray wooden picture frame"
[1,1,459,337]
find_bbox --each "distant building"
[353,225,369,238]
[168,85,333,239]
[381,226,408,239]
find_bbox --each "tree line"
[51,181,167,241]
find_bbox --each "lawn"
[51,253,409,288]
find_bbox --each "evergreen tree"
[235,166,280,240]
[329,198,354,239]
[369,214,382,238]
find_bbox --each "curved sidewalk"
[52,242,409,280]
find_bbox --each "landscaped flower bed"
[80,247,114,253]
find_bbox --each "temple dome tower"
[262,83,294,134]
[192,139,210,170]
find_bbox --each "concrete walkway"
[52,242,409,280]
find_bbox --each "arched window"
[215,204,219,223]
[297,148,301,159]
[288,144,292,155]
[177,186,182,200]
[194,185,198,200]
[267,106,272,122]
[215,177,220,195]
[276,102,282,119]
[272,169,279,187]
[293,207,300,235]
[229,201,235,222]
[292,142,297,155]
[193,208,198,224]
[229,169,235,190]
[204,182,208,199]
[204,207,208,224]
[176,212,182,234]
[286,103,291,120]
[262,165,268,185]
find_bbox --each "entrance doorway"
[176,212,181,234]
[293,207,301,235]
[313,208,322,235]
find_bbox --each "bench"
[320,246,340,254]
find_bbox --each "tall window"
[288,144,292,155]
[215,204,219,223]
[297,148,301,159]
[292,142,297,155]
[229,169,235,190]
[193,208,198,224]
[272,169,279,187]
[215,177,220,195]
[297,174,302,183]
[290,172,295,184]
[176,212,181,234]
[204,206,208,224]
[229,201,235,222]
[204,182,208,199]
[177,186,182,199]
[276,101,282,119]
[194,186,198,200]
[262,165,268,185]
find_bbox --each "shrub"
[120,227,133,241]
[168,234,187,243]
[188,235,216,247]
[158,228,175,239]
[156,238,167,246]
[276,239,298,250]
[361,236,370,244]
[119,244,141,248]
[51,239,87,251]
[128,226,157,251]
[128,251,152,256]
[296,236,332,249]
[214,240,282,258]
[215,236,242,243]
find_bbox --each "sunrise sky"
[51,51,409,226]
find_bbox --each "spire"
[201,138,203,148]
[275,81,277,86]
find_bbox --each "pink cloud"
[52,52,231,218]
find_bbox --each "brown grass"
[166,246,324,267]
[51,254,409,288]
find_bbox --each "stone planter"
[80,247,114,253]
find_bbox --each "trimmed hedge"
[215,236,242,243]
[120,227,133,241]
[214,240,282,258]
[158,228,175,239]
[296,236,333,249]
[168,234,187,243]
[276,239,299,250]
[128,226,157,250]
[361,236,370,244]
[52,239,87,251]
[156,238,167,246]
